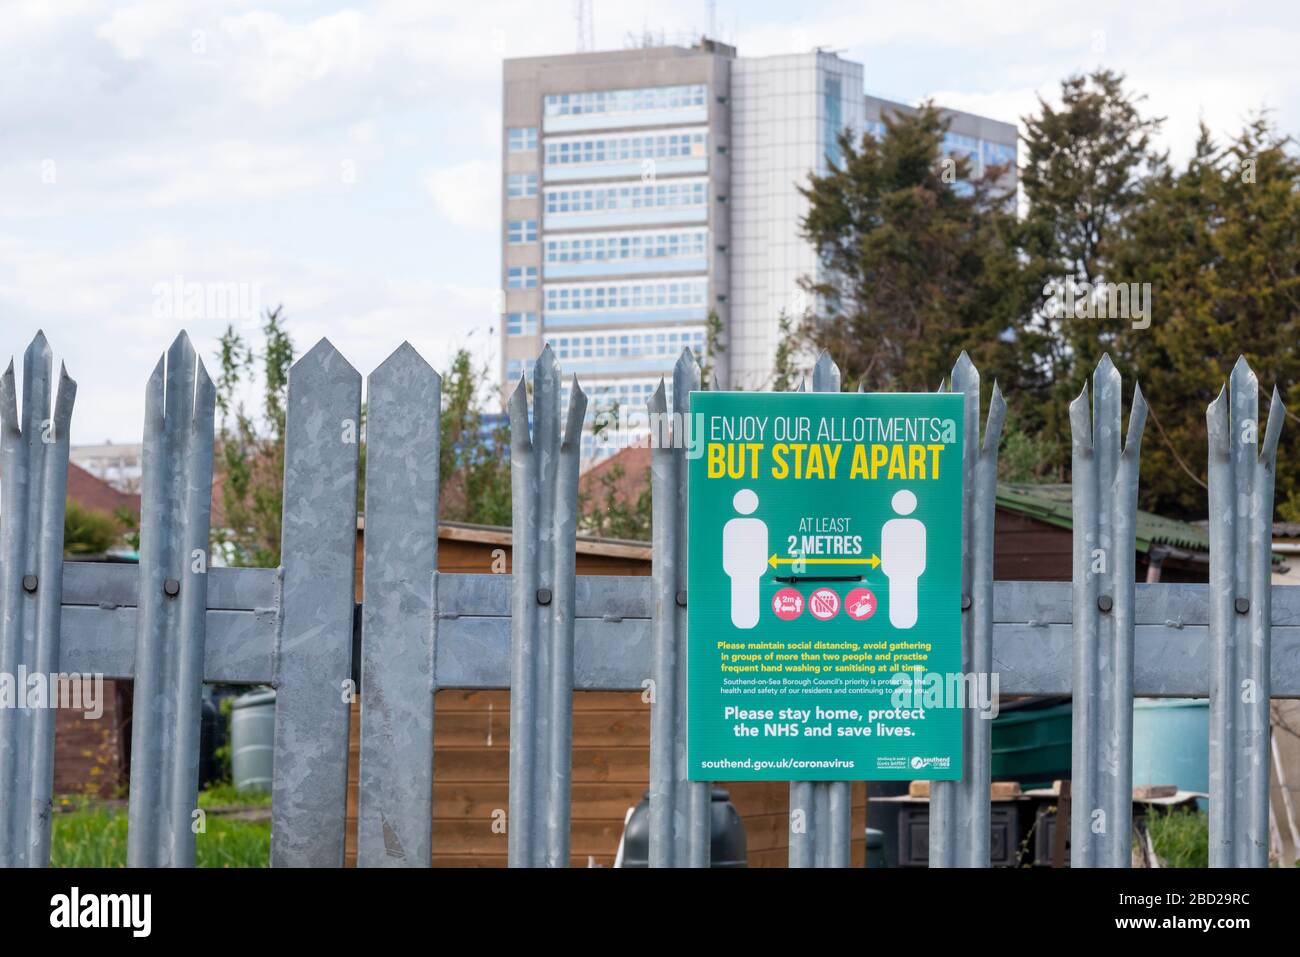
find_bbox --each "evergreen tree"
[798,102,1028,398]
[1111,118,1300,518]
[1018,69,1164,446]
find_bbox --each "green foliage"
[439,349,511,526]
[579,458,652,541]
[199,781,272,808]
[699,308,725,386]
[997,410,1063,483]
[1017,69,1165,466]
[63,499,123,556]
[797,102,1028,396]
[113,506,140,552]
[1110,117,1300,519]
[1143,809,1209,868]
[212,695,235,784]
[770,312,799,392]
[798,68,1300,520]
[214,307,293,567]
[50,807,270,867]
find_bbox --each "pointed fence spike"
[1069,383,1093,451]
[564,375,587,447]
[1261,387,1285,464]
[812,352,840,393]
[648,379,667,415]
[0,362,17,435]
[1123,382,1149,458]
[1206,385,1231,455]
[508,376,532,450]
[983,382,1008,455]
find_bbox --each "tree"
[770,311,799,392]
[578,459,652,540]
[214,307,292,567]
[438,349,512,526]
[996,410,1062,484]
[64,499,123,556]
[698,308,725,387]
[797,102,1028,396]
[1109,117,1300,518]
[1018,69,1164,446]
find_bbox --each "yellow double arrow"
[768,554,881,570]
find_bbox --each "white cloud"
[422,160,498,231]
[0,230,500,441]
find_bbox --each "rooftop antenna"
[574,0,594,52]
[706,0,716,38]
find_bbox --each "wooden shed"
[995,483,1211,583]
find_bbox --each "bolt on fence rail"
[0,330,1290,869]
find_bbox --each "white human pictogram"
[722,488,767,629]
[881,489,926,629]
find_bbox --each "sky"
[3,0,1298,444]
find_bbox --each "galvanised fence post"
[1207,357,1284,867]
[508,345,587,867]
[127,332,216,867]
[271,339,362,867]
[787,352,852,868]
[1068,355,1147,868]
[357,343,442,867]
[648,348,711,867]
[929,352,1005,868]
[0,334,75,867]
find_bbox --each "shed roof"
[996,483,1210,554]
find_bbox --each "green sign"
[687,391,965,781]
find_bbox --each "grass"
[1144,809,1209,868]
[198,782,272,808]
[50,786,271,867]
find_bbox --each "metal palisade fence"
[0,330,1291,869]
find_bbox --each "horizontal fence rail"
[0,331,1290,868]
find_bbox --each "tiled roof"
[67,463,140,520]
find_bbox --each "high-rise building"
[500,41,1017,457]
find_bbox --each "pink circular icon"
[772,588,804,620]
[808,588,840,621]
[845,587,878,621]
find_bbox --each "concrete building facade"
[500,41,1019,456]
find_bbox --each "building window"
[544,228,707,265]
[543,84,707,118]
[543,129,708,167]
[507,267,538,289]
[507,173,538,198]
[543,179,707,215]
[823,76,843,168]
[544,327,706,361]
[506,358,534,381]
[507,220,538,244]
[543,278,708,314]
[506,312,539,336]
[981,140,1016,169]
[507,127,538,152]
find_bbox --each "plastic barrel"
[991,701,1073,788]
[1132,698,1209,805]
[230,688,277,795]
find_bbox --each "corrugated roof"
[996,483,1211,554]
